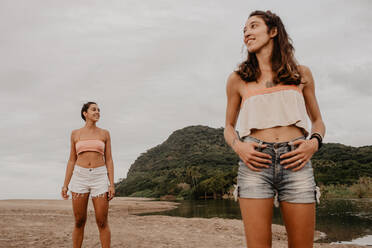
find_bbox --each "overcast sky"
[1,0,371,199]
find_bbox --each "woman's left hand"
[280,139,318,171]
[108,185,115,201]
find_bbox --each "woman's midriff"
[250,125,305,143]
[76,151,105,168]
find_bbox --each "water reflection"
[141,198,372,243]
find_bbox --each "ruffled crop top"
[239,84,310,138]
[75,139,105,155]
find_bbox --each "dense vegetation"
[116,125,372,199]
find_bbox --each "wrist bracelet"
[310,133,322,150]
[312,132,324,140]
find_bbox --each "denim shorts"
[69,165,109,198]
[236,136,320,205]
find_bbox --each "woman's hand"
[61,186,69,200]
[108,185,115,201]
[234,141,272,172]
[280,139,318,171]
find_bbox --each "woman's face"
[84,104,100,122]
[243,16,275,53]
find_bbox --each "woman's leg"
[72,192,90,248]
[239,198,274,248]
[92,193,110,248]
[280,202,315,248]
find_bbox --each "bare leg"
[239,198,274,248]
[92,193,110,248]
[72,192,90,248]
[280,202,315,248]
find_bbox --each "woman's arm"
[280,65,326,171]
[61,130,77,199]
[224,72,271,171]
[224,72,243,149]
[301,65,326,142]
[104,130,115,200]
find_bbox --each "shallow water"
[142,198,372,245]
[332,235,372,246]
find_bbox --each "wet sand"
[0,197,365,247]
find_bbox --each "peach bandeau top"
[75,140,105,155]
[239,85,310,138]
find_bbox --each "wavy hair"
[236,10,302,85]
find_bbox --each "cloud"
[0,0,371,199]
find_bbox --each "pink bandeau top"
[75,139,105,155]
[239,85,310,138]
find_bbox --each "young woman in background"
[62,102,115,248]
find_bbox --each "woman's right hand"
[61,186,69,200]
[234,141,272,171]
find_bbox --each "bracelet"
[62,186,68,191]
[311,132,323,142]
[312,132,324,140]
[310,133,323,150]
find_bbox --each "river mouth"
[140,198,372,245]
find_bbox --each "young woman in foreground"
[61,102,115,248]
[224,10,326,248]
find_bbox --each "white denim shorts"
[69,165,109,197]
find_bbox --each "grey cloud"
[1,0,371,199]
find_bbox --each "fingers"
[291,159,309,172]
[250,159,270,168]
[283,158,302,169]
[281,153,302,166]
[61,190,69,200]
[280,149,299,159]
[252,150,272,160]
[239,143,272,171]
[242,160,262,172]
[63,193,69,200]
[280,140,305,159]
[242,153,271,169]
[251,155,272,165]
[108,189,115,201]
[291,139,305,146]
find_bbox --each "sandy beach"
[0,197,365,248]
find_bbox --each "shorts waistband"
[243,135,305,149]
[74,165,107,172]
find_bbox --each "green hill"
[116,125,372,199]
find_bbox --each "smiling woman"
[224,10,326,248]
[61,101,115,248]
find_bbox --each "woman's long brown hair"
[236,10,302,85]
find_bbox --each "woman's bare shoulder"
[297,65,313,80]
[70,129,81,142]
[97,128,110,139]
[229,71,250,83]
[71,129,80,136]
[226,72,247,89]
